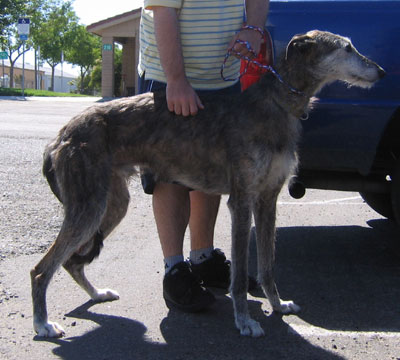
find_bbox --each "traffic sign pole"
[17,18,30,97]
[22,42,25,96]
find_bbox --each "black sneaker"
[163,262,215,313]
[190,249,259,291]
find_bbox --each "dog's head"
[285,30,385,88]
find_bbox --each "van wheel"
[360,192,394,219]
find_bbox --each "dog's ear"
[285,34,317,60]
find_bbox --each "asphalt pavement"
[0,97,399,360]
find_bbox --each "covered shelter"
[87,8,141,97]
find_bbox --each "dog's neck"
[282,50,328,90]
[242,51,330,120]
[266,55,326,118]
[256,73,313,120]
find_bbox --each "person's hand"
[166,78,204,116]
[229,27,264,59]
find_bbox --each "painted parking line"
[288,323,400,339]
[278,196,363,205]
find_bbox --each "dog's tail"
[43,145,63,203]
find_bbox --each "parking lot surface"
[0,97,399,359]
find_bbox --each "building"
[1,60,44,90]
[0,59,77,93]
[41,65,77,93]
[87,8,141,98]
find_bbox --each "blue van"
[266,0,400,224]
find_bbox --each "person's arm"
[230,0,270,58]
[152,7,204,116]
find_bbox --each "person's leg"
[188,82,241,258]
[153,182,189,261]
[189,191,221,251]
[188,190,258,291]
[153,182,215,312]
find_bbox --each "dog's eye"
[345,44,352,53]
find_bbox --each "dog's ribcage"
[95,90,301,196]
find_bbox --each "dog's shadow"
[267,219,400,333]
[34,301,165,359]
[44,298,344,360]
[37,219,399,360]
[159,298,345,360]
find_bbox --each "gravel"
[0,136,63,262]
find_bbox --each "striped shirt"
[138,0,244,90]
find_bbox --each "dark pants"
[138,75,241,194]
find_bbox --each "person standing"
[138,0,270,312]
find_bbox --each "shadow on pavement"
[36,219,399,359]
[38,301,166,359]
[42,299,344,360]
[159,299,344,360]
[273,219,400,333]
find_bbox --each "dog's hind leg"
[31,149,112,337]
[228,187,264,337]
[63,232,120,303]
[31,214,105,337]
[253,189,300,315]
[63,172,130,302]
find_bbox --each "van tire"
[360,192,394,220]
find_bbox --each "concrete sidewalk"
[0,96,103,102]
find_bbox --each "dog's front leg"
[254,190,300,315]
[228,190,264,337]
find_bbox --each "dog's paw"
[235,317,265,337]
[34,321,65,338]
[92,288,120,302]
[274,300,301,314]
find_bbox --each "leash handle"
[220,38,269,82]
[220,29,303,95]
[241,25,266,39]
[221,25,270,83]
[221,41,260,81]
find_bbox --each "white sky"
[24,0,144,76]
[73,0,143,25]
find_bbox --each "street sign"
[17,18,30,35]
[17,18,30,97]
[0,51,7,60]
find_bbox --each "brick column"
[101,37,114,98]
[134,30,140,94]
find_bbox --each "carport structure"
[87,8,141,98]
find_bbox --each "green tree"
[34,1,78,91]
[88,59,102,94]
[1,36,30,88]
[28,0,55,89]
[0,0,25,41]
[0,0,53,88]
[0,0,34,88]
[86,47,123,97]
[65,24,101,94]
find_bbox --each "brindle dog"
[31,30,385,337]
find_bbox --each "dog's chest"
[246,148,297,192]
